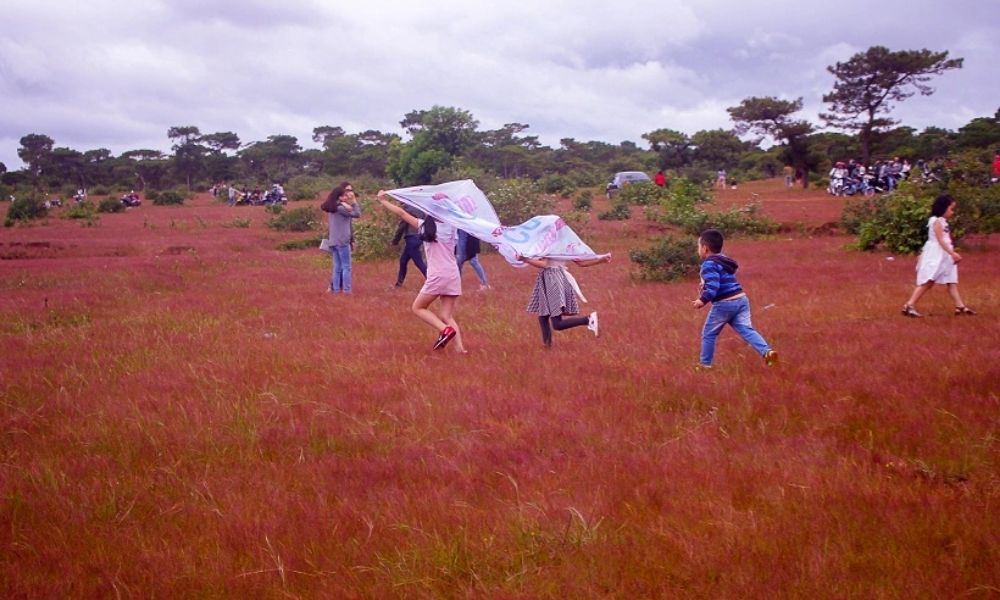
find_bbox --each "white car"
[606,171,651,198]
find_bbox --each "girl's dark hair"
[419,217,437,243]
[930,194,955,218]
[320,181,352,213]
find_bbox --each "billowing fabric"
[386,180,608,266]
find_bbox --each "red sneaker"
[433,326,456,350]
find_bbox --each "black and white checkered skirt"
[526,267,579,317]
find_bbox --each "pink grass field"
[1,181,998,598]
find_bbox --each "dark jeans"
[396,235,427,285]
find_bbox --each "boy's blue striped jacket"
[698,254,744,304]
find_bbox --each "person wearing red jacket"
[654,170,667,187]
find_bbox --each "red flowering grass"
[1,184,998,597]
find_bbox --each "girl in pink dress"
[378,192,466,352]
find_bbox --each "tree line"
[2,45,998,199]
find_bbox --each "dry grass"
[1,183,998,598]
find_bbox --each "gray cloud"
[1,0,998,169]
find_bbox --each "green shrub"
[839,195,882,235]
[489,179,554,225]
[152,190,186,206]
[669,177,712,205]
[950,182,1000,235]
[264,204,284,215]
[649,189,707,233]
[852,192,931,253]
[63,200,97,220]
[89,185,110,196]
[432,160,491,189]
[616,182,669,206]
[843,173,1000,253]
[629,235,700,282]
[574,190,593,212]
[145,189,160,202]
[98,198,125,213]
[267,206,320,232]
[708,203,780,236]
[285,174,336,201]
[348,197,394,260]
[538,174,577,196]
[560,209,590,236]
[4,194,47,226]
[597,203,631,221]
[278,235,325,251]
[646,177,776,237]
[223,217,252,229]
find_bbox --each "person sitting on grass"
[692,228,777,370]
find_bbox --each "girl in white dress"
[902,194,975,317]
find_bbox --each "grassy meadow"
[1,180,998,598]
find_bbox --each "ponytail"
[419,218,437,243]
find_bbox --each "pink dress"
[418,220,462,296]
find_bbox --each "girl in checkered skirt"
[519,254,612,348]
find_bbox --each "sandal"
[902,304,922,318]
[954,306,976,316]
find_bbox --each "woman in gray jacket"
[321,182,362,293]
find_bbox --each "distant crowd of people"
[825,157,942,197]
[211,182,287,206]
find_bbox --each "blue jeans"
[456,231,488,286]
[330,244,352,292]
[700,296,770,366]
[459,255,488,286]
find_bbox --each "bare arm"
[933,219,961,262]
[516,254,549,269]
[377,193,419,228]
[573,255,612,268]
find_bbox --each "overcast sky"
[1,0,998,170]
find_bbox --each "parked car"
[606,171,651,198]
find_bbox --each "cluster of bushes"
[597,203,631,221]
[645,177,777,236]
[629,235,700,282]
[266,206,320,232]
[63,201,96,220]
[615,182,672,206]
[98,198,125,213]
[574,190,593,212]
[841,177,1000,253]
[488,178,554,225]
[147,188,190,206]
[4,194,47,227]
[277,235,324,251]
[351,198,397,260]
[284,174,337,201]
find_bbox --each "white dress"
[915,216,957,285]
